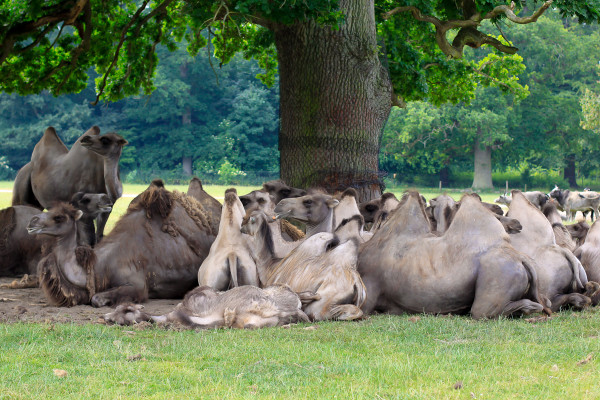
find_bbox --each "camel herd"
[3,126,600,329]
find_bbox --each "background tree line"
[0,10,599,189]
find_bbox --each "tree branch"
[382,1,552,59]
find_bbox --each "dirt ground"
[0,277,181,324]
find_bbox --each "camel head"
[80,132,128,158]
[263,180,306,204]
[27,203,82,237]
[222,189,246,227]
[567,221,590,243]
[240,190,276,214]
[70,192,113,218]
[359,198,380,224]
[241,210,273,236]
[334,214,365,243]
[494,193,512,206]
[548,185,564,200]
[274,193,339,225]
[427,194,458,234]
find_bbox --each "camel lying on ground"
[103,285,311,329]
[0,193,112,283]
[358,192,550,319]
[507,190,595,310]
[28,182,217,307]
[242,209,365,321]
[197,189,259,290]
[14,126,127,241]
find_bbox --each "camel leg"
[499,300,544,317]
[329,304,364,321]
[583,281,600,306]
[95,212,110,243]
[359,276,381,315]
[91,285,147,307]
[550,293,591,311]
[471,251,544,319]
[0,274,38,289]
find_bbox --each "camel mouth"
[274,210,292,220]
[26,227,42,235]
[99,205,113,212]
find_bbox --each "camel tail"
[565,251,585,292]
[227,253,239,288]
[352,270,367,308]
[522,260,552,316]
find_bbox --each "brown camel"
[426,193,520,235]
[240,189,305,242]
[104,285,311,329]
[186,177,222,233]
[358,192,550,319]
[575,221,600,284]
[567,221,590,247]
[242,210,365,321]
[197,189,259,291]
[274,190,371,237]
[0,192,113,284]
[262,179,306,204]
[359,192,400,232]
[25,126,127,241]
[507,190,591,311]
[12,162,43,209]
[541,201,577,252]
[28,183,217,307]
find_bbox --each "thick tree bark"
[564,153,578,188]
[182,156,192,175]
[274,0,392,202]
[472,138,493,190]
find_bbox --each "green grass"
[1,312,600,399]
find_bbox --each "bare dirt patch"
[0,277,180,324]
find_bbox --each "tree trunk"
[564,153,578,188]
[439,165,450,187]
[274,0,392,202]
[182,156,192,175]
[472,139,493,190]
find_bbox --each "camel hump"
[86,126,101,136]
[39,127,66,149]
[189,177,203,191]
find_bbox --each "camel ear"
[74,210,83,221]
[118,138,128,146]
[326,199,340,208]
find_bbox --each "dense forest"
[0,10,599,188]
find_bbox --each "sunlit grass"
[1,312,600,399]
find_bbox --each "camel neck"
[104,152,122,202]
[306,212,334,237]
[54,228,88,288]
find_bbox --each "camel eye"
[81,198,91,204]
[280,189,290,197]
[53,216,66,223]
[258,198,266,204]
[100,137,110,145]
[303,199,312,207]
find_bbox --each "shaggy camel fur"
[197,189,259,290]
[242,210,365,321]
[29,183,216,307]
[0,193,112,284]
[507,191,591,311]
[358,192,550,319]
[104,285,310,329]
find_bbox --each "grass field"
[2,182,595,399]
